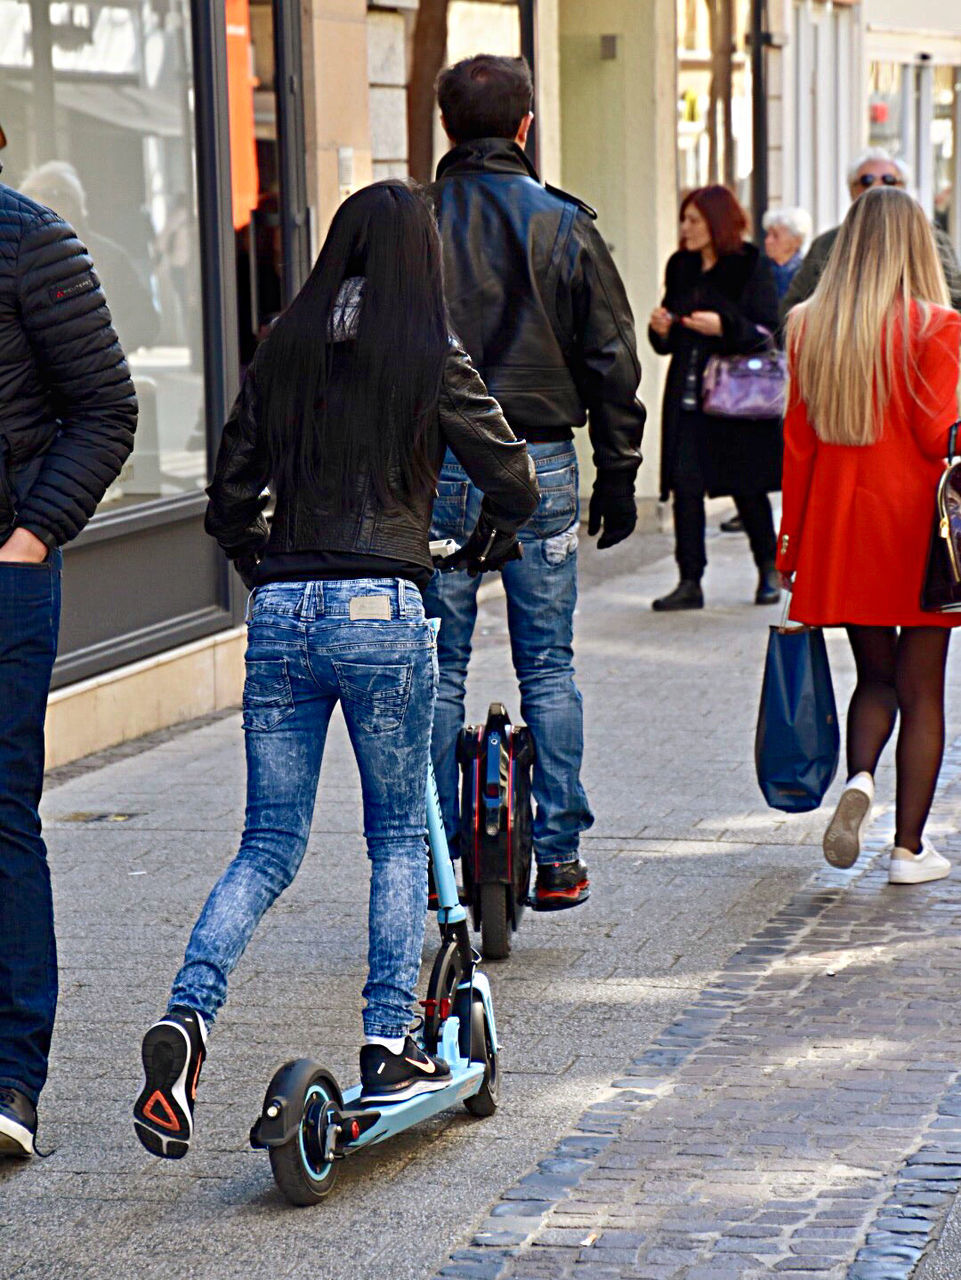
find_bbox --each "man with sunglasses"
[780,147,961,320]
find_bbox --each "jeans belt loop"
[398,577,406,617]
[244,588,256,624]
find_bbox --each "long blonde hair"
[786,187,950,446]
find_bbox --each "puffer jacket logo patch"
[49,274,95,303]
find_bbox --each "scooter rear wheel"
[464,995,499,1118]
[269,1069,342,1206]
[480,882,511,961]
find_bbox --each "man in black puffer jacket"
[0,171,137,1157]
[424,55,646,912]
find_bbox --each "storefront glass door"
[869,56,961,256]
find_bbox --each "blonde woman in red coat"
[778,187,961,885]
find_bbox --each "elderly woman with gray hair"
[762,207,812,300]
[780,146,961,321]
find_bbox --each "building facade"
[765,0,961,251]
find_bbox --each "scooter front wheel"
[269,1069,343,1206]
[464,995,499,1118]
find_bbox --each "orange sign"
[225,0,258,231]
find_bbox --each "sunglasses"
[856,173,904,188]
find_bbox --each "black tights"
[845,625,951,852]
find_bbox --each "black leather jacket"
[0,181,137,546]
[205,285,540,573]
[432,139,646,479]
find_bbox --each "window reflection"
[933,66,957,242]
[0,0,206,507]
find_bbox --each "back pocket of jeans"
[333,659,412,735]
[430,478,469,539]
[242,658,294,732]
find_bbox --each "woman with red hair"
[649,185,782,610]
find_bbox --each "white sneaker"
[822,772,874,869]
[888,842,952,885]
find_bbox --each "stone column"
[302,0,375,237]
[559,0,678,515]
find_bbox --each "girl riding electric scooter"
[133,180,538,1159]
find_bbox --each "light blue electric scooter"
[249,569,500,1207]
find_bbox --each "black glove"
[587,472,637,550]
[443,513,523,577]
[232,551,260,590]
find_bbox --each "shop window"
[676,0,753,207]
[227,0,285,370]
[869,58,960,246]
[868,61,905,158]
[0,0,208,507]
[932,66,958,244]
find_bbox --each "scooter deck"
[339,1061,486,1148]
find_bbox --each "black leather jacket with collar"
[204,281,540,573]
[432,139,646,480]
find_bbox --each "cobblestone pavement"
[438,751,961,1280]
[4,514,961,1280]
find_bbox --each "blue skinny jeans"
[170,578,437,1038]
[422,442,594,864]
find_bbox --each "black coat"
[205,285,540,575]
[432,139,645,479]
[648,243,781,500]
[0,182,137,546]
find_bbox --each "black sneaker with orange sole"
[532,859,590,911]
[133,1006,207,1159]
[359,1036,452,1105]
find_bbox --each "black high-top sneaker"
[359,1036,451,1105]
[533,858,591,911]
[0,1087,37,1157]
[133,1007,207,1159]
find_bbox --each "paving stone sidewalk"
[437,746,961,1280]
[4,515,961,1280]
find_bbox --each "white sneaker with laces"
[822,772,874,869]
[888,842,952,885]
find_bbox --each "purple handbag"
[701,333,787,419]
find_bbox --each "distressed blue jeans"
[0,552,62,1106]
[423,442,594,865]
[170,579,437,1038]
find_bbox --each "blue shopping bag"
[755,614,840,813]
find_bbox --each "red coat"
[777,303,961,627]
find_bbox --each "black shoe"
[532,859,591,911]
[652,580,704,612]
[0,1087,37,1157]
[359,1036,452,1105]
[720,515,744,533]
[133,1007,207,1159]
[755,562,781,605]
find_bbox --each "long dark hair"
[256,180,448,512]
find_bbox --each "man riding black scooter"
[424,55,647,911]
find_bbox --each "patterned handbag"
[701,331,787,419]
[921,421,961,612]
